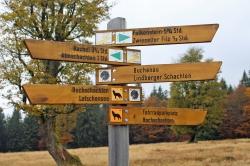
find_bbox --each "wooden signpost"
[23,84,142,105]
[96,62,222,84]
[24,39,141,65]
[109,107,207,125]
[22,17,221,166]
[95,24,219,46]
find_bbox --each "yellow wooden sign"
[96,62,222,84]
[109,107,207,125]
[22,84,142,105]
[24,39,141,65]
[245,87,250,97]
[95,24,219,46]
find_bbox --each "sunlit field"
[0,139,249,166]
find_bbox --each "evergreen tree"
[169,47,227,142]
[6,110,24,151]
[150,85,168,100]
[74,105,108,147]
[150,86,158,97]
[227,85,234,94]
[241,70,250,87]
[22,115,39,151]
[0,108,7,152]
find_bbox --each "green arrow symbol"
[118,33,130,42]
[111,52,121,60]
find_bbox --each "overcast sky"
[97,0,250,96]
[2,0,250,115]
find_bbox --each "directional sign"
[109,107,207,125]
[96,62,222,84]
[22,84,142,105]
[95,24,219,46]
[24,39,141,65]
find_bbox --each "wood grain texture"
[95,24,219,46]
[22,84,142,105]
[109,107,207,125]
[24,39,141,65]
[96,62,222,84]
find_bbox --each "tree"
[240,70,250,87]
[6,110,24,151]
[0,1,110,165]
[74,105,108,147]
[22,115,40,151]
[227,85,234,94]
[150,86,158,97]
[169,47,227,142]
[219,85,250,138]
[150,85,168,100]
[0,108,7,152]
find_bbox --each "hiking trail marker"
[24,39,141,65]
[95,24,219,46]
[23,84,142,105]
[109,107,207,125]
[96,62,222,84]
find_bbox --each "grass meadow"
[0,139,249,166]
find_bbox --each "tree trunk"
[188,132,197,143]
[188,127,198,143]
[40,115,83,166]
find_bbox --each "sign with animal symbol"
[111,88,124,101]
[96,62,222,84]
[24,39,141,65]
[109,106,207,125]
[22,84,142,104]
[109,108,123,123]
[95,24,219,47]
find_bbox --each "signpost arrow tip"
[118,33,130,42]
[111,52,122,60]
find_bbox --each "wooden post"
[108,17,129,166]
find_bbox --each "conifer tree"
[6,110,24,151]
[0,108,7,152]
[22,115,39,151]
